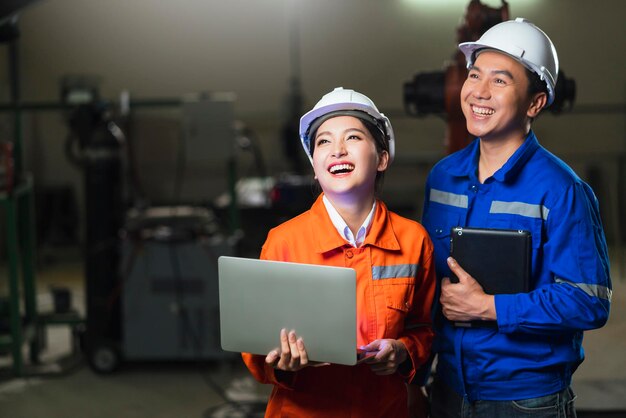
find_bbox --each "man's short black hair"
[526,68,549,98]
[525,68,550,121]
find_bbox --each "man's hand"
[358,339,408,375]
[440,257,497,321]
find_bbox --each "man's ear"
[527,92,548,118]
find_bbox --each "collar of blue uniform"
[444,131,540,183]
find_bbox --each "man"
[421,18,611,417]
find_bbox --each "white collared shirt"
[322,195,376,248]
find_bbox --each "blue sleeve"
[495,182,612,334]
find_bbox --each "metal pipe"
[8,39,22,178]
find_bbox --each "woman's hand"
[265,329,325,372]
[358,339,408,375]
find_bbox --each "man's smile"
[471,104,495,116]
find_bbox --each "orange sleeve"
[241,352,296,389]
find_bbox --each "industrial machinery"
[118,96,240,368]
[403,0,576,154]
[120,206,236,363]
[64,79,125,372]
[64,81,239,372]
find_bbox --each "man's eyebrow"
[470,65,514,79]
[492,69,514,79]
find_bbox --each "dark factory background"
[0,0,624,417]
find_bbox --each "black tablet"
[450,226,531,295]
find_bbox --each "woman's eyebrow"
[316,127,368,139]
[343,128,368,135]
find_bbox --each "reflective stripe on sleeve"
[555,277,612,302]
[372,264,419,280]
[489,200,550,220]
[430,189,468,209]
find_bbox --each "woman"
[242,87,435,418]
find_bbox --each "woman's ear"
[527,92,547,118]
[377,150,389,172]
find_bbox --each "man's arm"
[496,182,611,334]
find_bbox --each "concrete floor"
[1,247,625,417]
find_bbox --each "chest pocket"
[372,265,417,337]
[489,215,543,250]
[422,207,462,277]
[489,213,544,289]
[487,199,547,249]
[423,207,462,241]
[383,281,416,337]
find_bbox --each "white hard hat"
[299,87,395,165]
[459,18,559,106]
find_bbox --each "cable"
[167,236,204,353]
[234,122,267,179]
[121,215,265,416]
[191,234,266,417]
[143,197,264,417]
[173,123,188,205]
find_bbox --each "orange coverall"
[242,194,436,418]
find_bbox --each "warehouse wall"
[0,0,624,242]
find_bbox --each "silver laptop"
[218,256,358,365]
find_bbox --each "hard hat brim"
[458,42,556,106]
[299,101,395,165]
